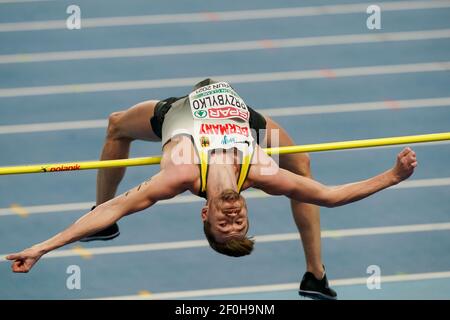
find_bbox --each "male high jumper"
[6,79,417,300]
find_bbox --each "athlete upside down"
[6,79,418,300]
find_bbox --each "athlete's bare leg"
[97,100,161,205]
[263,116,324,279]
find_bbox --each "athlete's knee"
[284,153,312,177]
[298,153,312,177]
[106,111,128,140]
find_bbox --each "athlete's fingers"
[6,253,21,260]
[12,260,24,272]
[411,161,418,168]
[12,261,29,273]
[398,147,412,158]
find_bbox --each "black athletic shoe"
[79,206,120,242]
[298,268,338,300]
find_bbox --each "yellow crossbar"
[1,132,449,176]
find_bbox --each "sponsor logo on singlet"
[194,110,207,118]
[221,135,250,146]
[221,135,236,145]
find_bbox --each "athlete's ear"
[201,204,208,222]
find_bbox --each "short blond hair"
[203,220,254,257]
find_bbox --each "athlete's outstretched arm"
[6,168,193,273]
[252,147,417,208]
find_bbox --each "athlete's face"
[202,189,249,243]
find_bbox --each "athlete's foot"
[298,266,337,300]
[79,206,120,242]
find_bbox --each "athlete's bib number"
[189,82,250,121]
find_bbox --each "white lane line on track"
[0,119,108,134]
[262,97,450,117]
[2,222,450,262]
[2,96,449,134]
[1,1,449,32]
[2,29,450,64]
[0,0,51,3]
[94,270,450,299]
[1,61,450,98]
[0,177,449,217]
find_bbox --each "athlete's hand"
[391,147,418,183]
[6,247,44,273]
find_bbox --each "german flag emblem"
[200,136,210,148]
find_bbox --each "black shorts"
[150,96,267,144]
